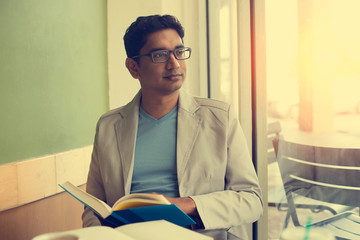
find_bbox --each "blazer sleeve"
[190,104,263,230]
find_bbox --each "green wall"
[0,0,109,164]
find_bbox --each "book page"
[60,181,112,218]
[116,220,213,240]
[112,193,170,210]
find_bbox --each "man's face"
[133,29,187,95]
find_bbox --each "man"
[83,15,263,240]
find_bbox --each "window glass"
[208,0,239,111]
[266,0,360,238]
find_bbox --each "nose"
[166,53,180,69]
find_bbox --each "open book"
[59,181,196,227]
[33,220,213,240]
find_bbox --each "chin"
[162,83,183,94]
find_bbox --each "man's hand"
[150,193,203,227]
[163,196,199,217]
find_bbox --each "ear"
[126,58,140,79]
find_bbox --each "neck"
[140,90,180,119]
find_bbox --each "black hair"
[123,15,185,59]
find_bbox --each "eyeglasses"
[132,47,192,63]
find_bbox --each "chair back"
[276,139,360,225]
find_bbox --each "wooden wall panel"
[0,185,85,240]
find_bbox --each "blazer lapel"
[114,90,201,193]
[177,91,201,183]
[115,92,141,194]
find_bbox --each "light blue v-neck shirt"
[130,106,180,197]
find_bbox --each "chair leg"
[283,210,291,229]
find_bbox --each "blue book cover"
[107,204,196,227]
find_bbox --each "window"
[266,0,360,238]
[208,0,240,110]
[208,0,360,238]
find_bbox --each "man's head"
[124,15,189,96]
[123,15,185,60]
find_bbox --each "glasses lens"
[151,50,169,63]
[150,48,191,63]
[175,48,190,60]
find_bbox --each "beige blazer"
[83,90,263,239]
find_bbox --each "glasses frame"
[132,47,192,63]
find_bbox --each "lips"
[164,73,183,81]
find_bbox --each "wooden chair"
[276,139,360,239]
[268,135,352,228]
[267,120,288,211]
[266,122,348,221]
